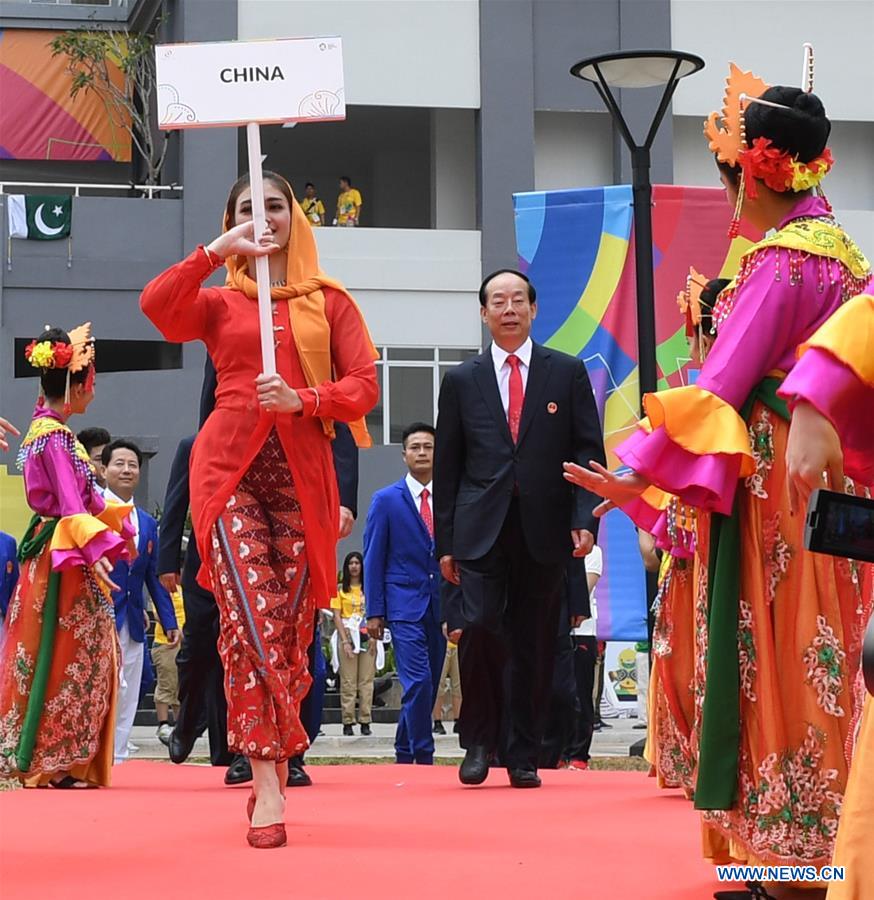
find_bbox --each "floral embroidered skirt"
[645,556,698,793]
[0,523,118,787]
[209,430,315,761]
[698,402,873,871]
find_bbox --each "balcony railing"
[0,181,182,199]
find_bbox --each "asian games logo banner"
[513,184,755,640]
[0,30,131,162]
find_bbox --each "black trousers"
[539,627,577,769]
[566,635,598,762]
[174,579,233,767]
[456,500,565,771]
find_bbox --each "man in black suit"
[434,269,605,788]
[159,357,359,786]
[158,434,233,771]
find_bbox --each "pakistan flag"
[7,195,72,241]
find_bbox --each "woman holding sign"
[141,171,378,848]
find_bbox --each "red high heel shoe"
[246,791,255,823]
[246,823,287,849]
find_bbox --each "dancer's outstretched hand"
[0,415,20,452]
[563,461,648,516]
[206,220,281,261]
[94,556,120,593]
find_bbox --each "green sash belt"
[694,378,789,810]
[15,514,60,773]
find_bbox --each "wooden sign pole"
[245,121,276,376]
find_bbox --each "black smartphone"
[804,489,874,564]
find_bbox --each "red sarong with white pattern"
[209,431,315,761]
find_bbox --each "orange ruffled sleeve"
[797,293,874,387]
[49,504,135,573]
[616,385,756,517]
[779,293,874,485]
[643,386,755,476]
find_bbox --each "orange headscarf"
[223,174,377,448]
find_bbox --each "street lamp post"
[571,54,704,752]
[570,50,704,403]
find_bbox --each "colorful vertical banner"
[514,184,756,640]
[0,29,131,162]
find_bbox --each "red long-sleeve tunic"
[141,248,378,604]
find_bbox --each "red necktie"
[419,488,434,538]
[507,354,524,442]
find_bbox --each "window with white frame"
[367,347,479,445]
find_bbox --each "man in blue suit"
[365,422,446,764]
[0,531,19,622]
[103,439,179,764]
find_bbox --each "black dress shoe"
[459,746,490,785]
[359,723,372,736]
[287,764,312,788]
[224,755,253,785]
[343,724,354,736]
[433,720,446,735]
[508,768,542,788]
[168,728,198,765]
[714,884,775,900]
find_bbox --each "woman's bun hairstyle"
[745,86,831,162]
[34,327,72,399]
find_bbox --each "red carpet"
[1,762,733,899]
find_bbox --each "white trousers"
[636,650,650,725]
[114,621,144,763]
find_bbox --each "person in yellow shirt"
[432,639,461,735]
[330,552,376,735]
[334,176,362,227]
[300,182,325,227]
[152,587,186,746]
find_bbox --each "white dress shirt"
[105,487,139,543]
[490,337,532,417]
[572,545,604,637]
[405,473,433,516]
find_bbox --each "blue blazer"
[363,479,440,623]
[111,508,177,643]
[0,531,19,619]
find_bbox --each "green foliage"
[49,22,170,185]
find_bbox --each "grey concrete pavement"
[127,716,644,763]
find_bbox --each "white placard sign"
[155,37,345,129]
[153,37,346,376]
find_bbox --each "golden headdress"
[704,63,770,166]
[25,322,96,413]
[677,267,709,333]
[703,46,832,237]
[67,322,95,373]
